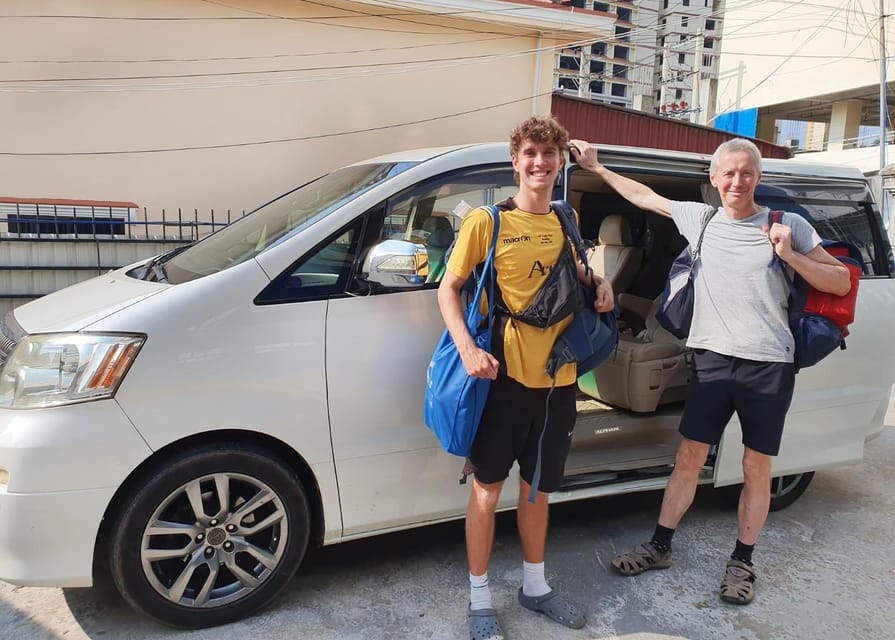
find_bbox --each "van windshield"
[144,162,416,285]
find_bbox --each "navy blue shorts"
[678,349,795,456]
[469,375,576,493]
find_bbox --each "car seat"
[586,214,643,294]
[579,293,690,413]
[423,216,455,283]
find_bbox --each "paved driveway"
[3,423,893,640]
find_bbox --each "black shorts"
[679,349,795,456]
[469,375,576,493]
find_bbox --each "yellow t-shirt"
[446,202,577,389]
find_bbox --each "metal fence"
[0,202,250,315]
[0,201,247,242]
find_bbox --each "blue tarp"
[714,108,758,138]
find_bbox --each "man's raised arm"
[570,140,672,218]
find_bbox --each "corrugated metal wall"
[551,94,791,160]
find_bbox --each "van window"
[257,165,518,303]
[157,162,415,285]
[371,165,518,286]
[257,216,367,304]
[755,180,890,276]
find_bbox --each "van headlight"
[0,333,145,409]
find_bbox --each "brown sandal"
[720,559,756,604]
[611,541,672,576]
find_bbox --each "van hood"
[12,269,167,333]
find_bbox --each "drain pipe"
[532,31,543,115]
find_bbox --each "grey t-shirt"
[670,202,822,363]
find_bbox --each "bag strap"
[687,207,717,275]
[767,209,798,296]
[551,199,591,275]
[465,206,501,330]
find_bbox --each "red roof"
[551,93,791,159]
[0,197,138,208]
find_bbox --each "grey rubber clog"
[468,605,504,640]
[517,588,586,629]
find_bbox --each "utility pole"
[660,41,671,113]
[691,24,705,124]
[880,0,887,174]
[881,0,889,227]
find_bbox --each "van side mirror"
[361,240,429,288]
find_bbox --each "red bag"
[770,211,863,369]
[803,242,862,336]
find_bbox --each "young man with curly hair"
[438,116,614,639]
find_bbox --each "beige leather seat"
[579,293,690,413]
[587,214,642,294]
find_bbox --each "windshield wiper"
[137,243,192,282]
[150,262,168,283]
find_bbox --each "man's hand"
[763,222,794,261]
[568,139,673,218]
[438,271,500,379]
[569,139,598,172]
[594,277,615,313]
[459,345,499,379]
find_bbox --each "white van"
[1,143,892,628]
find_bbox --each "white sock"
[469,572,493,611]
[522,561,551,598]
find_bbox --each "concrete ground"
[3,415,894,639]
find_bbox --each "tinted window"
[370,166,518,286]
[756,180,892,276]
[258,165,520,302]
[257,217,366,304]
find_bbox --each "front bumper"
[0,400,152,586]
[0,485,117,586]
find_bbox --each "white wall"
[0,0,605,217]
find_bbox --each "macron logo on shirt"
[503,235,531,244]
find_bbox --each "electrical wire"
[199,0,515,37]
[2,1,883,84]
[0,34,524,65]
[4,27,666,92]
[0,90,556,156]
[0,0,886,114]
[711,0,857,122]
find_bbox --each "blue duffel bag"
[657,208,716,339]
[424,206,499,457]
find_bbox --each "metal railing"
[0,204,250,315]
[1,203,247,242]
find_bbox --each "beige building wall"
[0,0,608,218]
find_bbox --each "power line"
[3,3,880,88]
[0,0,532,37]
[0,90,555,156]
[0,48,559,84]
[711,0,855,122]
[0,34,622,92]
[0,34,523,65]
[198,0,536,38]
[0,0,884,102]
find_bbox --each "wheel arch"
[92,428,326,584]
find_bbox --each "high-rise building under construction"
[553,0,724,123]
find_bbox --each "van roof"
[356,142,868,182]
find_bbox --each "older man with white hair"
[571,137,851,605]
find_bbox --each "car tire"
[108,442,310,628]
[718,471,815,512]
